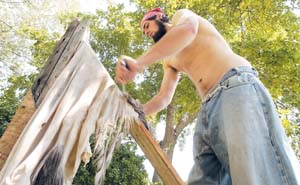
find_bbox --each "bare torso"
[166,15,251,98]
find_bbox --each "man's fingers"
[116,76,125,84]
[115,56,136,84]
[116,70,129,84]
[116,61,129,80]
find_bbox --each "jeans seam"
[202,104,211,145]
[252,82,290,184]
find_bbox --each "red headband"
[141,7,165,26]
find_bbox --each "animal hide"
[0,41,139,185]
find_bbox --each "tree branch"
[1,29,11,33]
[0,19,14,29]
[175,111,198,137]
[5,48,33,62]
[0,19,33,39]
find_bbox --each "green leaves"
[103,141,149,185]
[73,141,149,185]
[20,26,60,70]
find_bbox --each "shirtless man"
[116,8,300,184]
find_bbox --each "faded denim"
[188,66,300,185]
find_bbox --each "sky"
[77,0,194,181]
[78,0,136,13]
[78,0,105,12]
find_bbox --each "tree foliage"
[73,141,149,185]
[103,141,149,185]
[0,0,77,90]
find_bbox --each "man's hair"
[146,14,169,23]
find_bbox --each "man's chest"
[166,43,202,72]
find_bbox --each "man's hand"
[115,55,143,84]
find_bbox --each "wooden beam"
[32,19,90,106]
[130,123,184,185]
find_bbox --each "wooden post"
[32,19,90,106]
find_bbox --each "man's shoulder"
[171,9,198,25]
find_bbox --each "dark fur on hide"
[125,93,149,130]
[31,145,64,185]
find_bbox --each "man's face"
[142,19,167,43]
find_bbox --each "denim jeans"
[187,66,300,185]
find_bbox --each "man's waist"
[201,66,258,103]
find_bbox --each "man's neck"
[165,23,172,32]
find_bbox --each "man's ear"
[158,14,163,20]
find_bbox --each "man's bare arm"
[143,63,180,115]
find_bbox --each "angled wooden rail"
[130,123,184,185]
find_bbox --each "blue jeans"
[188,66,300,185]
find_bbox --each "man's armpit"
[163,61,178,73]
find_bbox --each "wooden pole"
[32,19,90,106]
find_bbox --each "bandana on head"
[141,7,165,26]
